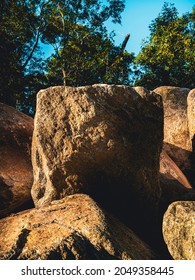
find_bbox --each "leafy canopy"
[0,0,134,115]
[42,0,133,87]
[2,1,195,116]
[0,0,46,110]
[135,2,195,89]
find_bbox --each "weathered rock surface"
[158,151,195,259]
[31,85,163,243]
[186,89,195,187]
[0,103,34,217]
[0,194,157,260]
[154,86,191,170]
[187,89,195,141]
[163,201,195,260]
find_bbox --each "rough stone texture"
[187,89,195,141]
[0,103,34,217]
[163,201,195,260]
[186,89,195,186]
[0,194,157,260]
[160,150,191,189]
[154,86,191,170]
[159,150,195,258]
[31,85,163,243]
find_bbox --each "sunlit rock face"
[154,86,195,188]
[0,194,157,260]
[154,86,191,170]
[31,85,163,243]
[163,201,195,260]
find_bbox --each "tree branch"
[121,33,130,51]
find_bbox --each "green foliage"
[0,0,133,115]
[0,0,46,109]
[2,1,194,116]
[42,0,133,87]
[46,25,134,86]
[135,3,195,89]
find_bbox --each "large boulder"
[0,103,34,217]
[0,194,157,260]
[31,85,163,243]
[163,201,195,260]
[154,86,191,170]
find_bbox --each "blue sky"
[107,0,195,55]
[43,0,195,57]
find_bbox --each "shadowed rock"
[0,103,34,217]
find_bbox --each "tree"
[46,27,134,86]
[0,0,134,115]
[0,0,46,108]
[135,3,195,89]
[42,0,134,86]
